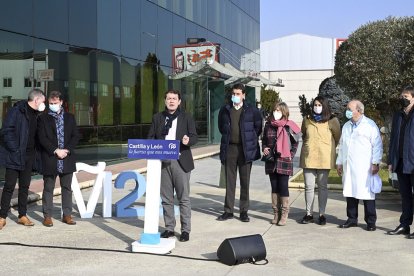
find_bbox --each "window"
[101,84,108,96]
[114,86,120,98]
[24,78,32,87]
[26,78,41,87]
[123,86,131,98]
[3,78,12,87]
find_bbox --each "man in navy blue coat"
[0,89,45,229]
[388,85,414,237]
[217,83,262,222]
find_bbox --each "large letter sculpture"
[114,171,147,217]
[72,162,112,218]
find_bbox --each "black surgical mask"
[400,98,411,108]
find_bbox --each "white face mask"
[38,102,46,112]
[49,103,61,113]
[273,111,282,120]
[313,106,323,114]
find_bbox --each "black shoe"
[408,232,414,239]
[366,224,376,231]
[217,212,234,221]
[161,230,175,238]
[318,215,327,226]
[339,220,358,228]
[240,212,250,222]
[300,214,314,224]
[179,231,190,242]
[387,225,410,235]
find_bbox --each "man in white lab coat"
[336,100,383,231]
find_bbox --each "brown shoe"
[17,216,34,226]
[62,215,76,225]
[42,217,53,227]
[0,218,6,230]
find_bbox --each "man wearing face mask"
[388,85,414,237]
[336,100,383,231]
[217,83,262,222]
[37,91,79,227]
[0,89,45,229]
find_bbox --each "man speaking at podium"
[148,89,198,242]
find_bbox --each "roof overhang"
[170,61,282,88]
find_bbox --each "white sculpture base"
[131,238,176,254]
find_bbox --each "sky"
[260,0,414,41]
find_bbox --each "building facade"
[0,0,260,167]
[260,33,344,124]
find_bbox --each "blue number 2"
[114,170,180,218]
[114,171,146,217]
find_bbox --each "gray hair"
[27,88,45,101]
[352,100,365,114]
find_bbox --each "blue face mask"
[231,95,241,104]
[345,110,353,119]
[49,103,61,113]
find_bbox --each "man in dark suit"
[148,89,197,242]
[37,91,79,227]
[0,89,45,229]
[388,85,414,237]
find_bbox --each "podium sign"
[128,139,180,254]
[128,139,179,160]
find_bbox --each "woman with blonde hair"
[262,102,301,226]
[299,96,341,225]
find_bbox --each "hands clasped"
[55,149,69,159]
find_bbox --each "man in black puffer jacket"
[0,89,45,229]
[217,83,262,222]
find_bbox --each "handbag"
[261,150,274,162]
[261,135,276,162]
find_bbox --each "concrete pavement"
[0,145,413,275]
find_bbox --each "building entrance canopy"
[170,61,280,88]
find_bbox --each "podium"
[128,139,180,254]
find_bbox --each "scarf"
[271,118,301,158]
[162,109,180,136]
[313,113,322,122]
[49,108,65,173]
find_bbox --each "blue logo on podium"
[127,139,180,160]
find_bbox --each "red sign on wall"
[172,43,220,74]
[336,38,347,50]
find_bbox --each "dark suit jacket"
[147,111,198,172]
[37,111,79,175]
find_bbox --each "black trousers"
[346,197,377,225]
[396,173,414,227]
[224,144,252,213]
[0,153,35,218]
